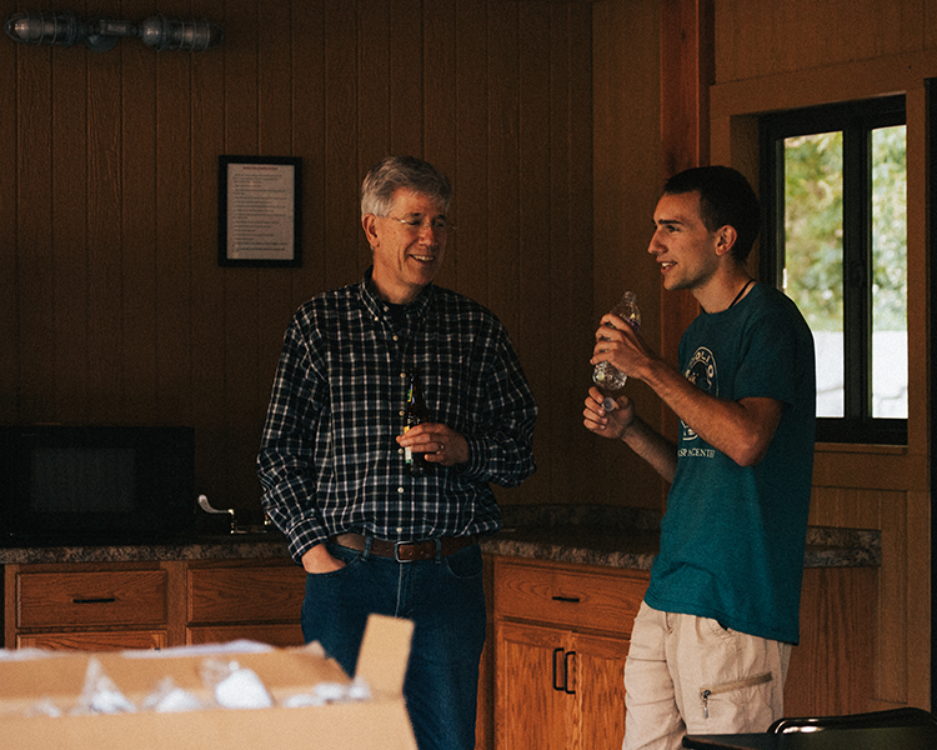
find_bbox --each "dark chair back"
[768,706,937,734]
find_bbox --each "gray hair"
[360,156,452,218]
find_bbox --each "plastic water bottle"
[592,291,641,411]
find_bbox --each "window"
[760,96,907,444]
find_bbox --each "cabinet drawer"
[18,630,168,651]
[187,623,305,648]
[16,570,167,628]
[494,559,648,636]
[187,562,306,624]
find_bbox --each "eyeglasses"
[384,215,455,235]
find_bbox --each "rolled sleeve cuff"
[457,435,490,481]
[284,518,330,565]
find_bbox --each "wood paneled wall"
[0,1,599,518]
[591,0,667,509]
[715,0,937,84]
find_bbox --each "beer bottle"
[404,370,433,475]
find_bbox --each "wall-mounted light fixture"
[4,10,223,52]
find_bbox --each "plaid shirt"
[257,269,538,563]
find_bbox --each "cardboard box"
[0,614,416,749]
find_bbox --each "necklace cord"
[729,279,755,309]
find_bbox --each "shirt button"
[397,487,405,494]
[392,335,399,342]
[396,527,403,534]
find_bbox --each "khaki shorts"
[623,601,791,750]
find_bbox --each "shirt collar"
[359,266,434,328]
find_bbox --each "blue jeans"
[301,540,487,750]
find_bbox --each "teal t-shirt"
[644,283,816,644]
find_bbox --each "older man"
[258,155,538,750]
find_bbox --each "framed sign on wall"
[218,155,302,267]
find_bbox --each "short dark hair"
[361,155,452,218]
[663,166,761,263]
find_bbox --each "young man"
[258,156,538,750]
[584,166,816,749]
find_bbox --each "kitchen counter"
[483,505,881,570]
[0,532,294,565]
[483,524,881,570]
[0,505,880,570]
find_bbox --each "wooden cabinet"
[5,562,173,651]
[493,557,649,750]
[185,558,306,647]
[4,556,308,652]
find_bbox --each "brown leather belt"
[331,532,477,562]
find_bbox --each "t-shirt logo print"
[681,347,717,441]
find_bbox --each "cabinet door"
[572,631,629,750]
[496,620,573,750]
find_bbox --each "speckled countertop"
[0,505,881,570]
[481,505,882,571]
[0,532,295,566]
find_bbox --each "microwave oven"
[0,425,196,547]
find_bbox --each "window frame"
[759,95,907,445]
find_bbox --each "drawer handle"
[72,597,118,604]
[564,651,577,695]
[551,595,581,603]
[552,648,565,692]
[551,649,577,694]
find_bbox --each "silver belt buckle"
[394,541,414,563]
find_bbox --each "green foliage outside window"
[783,127,907,334]
[784,131,844,332]
[871,126,908,333]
